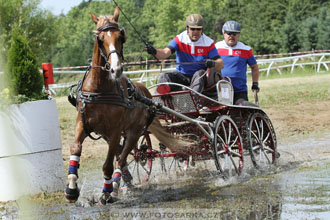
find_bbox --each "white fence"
[256,53,330,76]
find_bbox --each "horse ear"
[113,6,120,22]
[89,12,99,24]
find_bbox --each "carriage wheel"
[247,112,277,170]
[126,132,153,185]
[213,115,244,179]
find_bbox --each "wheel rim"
[213,115,243,179]
[126,134,153,185]
[248,113,277,169]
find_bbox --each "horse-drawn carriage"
[64,6,278,205]
[124,80,278,185]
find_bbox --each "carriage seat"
[216,79,234,105]
[202,69,234,105]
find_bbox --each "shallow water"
[1,135,330,220]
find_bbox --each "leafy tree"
[299,16,318,51]
[316,7,330,50]
[5,27,43,99]
[0,0,59,66]
[280,12,300,52]
[45,0,330,67]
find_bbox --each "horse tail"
[148,119,186,152]
[133,82,187,152]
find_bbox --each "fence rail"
[1,52,329,90]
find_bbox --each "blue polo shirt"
[168,31,219,76]
[215,40,257,92]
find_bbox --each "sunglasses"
[226,32,239,36]
[189,27,202,31]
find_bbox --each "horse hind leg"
[117,135,133,187]
[115,133,140,188]
[99,135,122,205]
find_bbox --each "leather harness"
[72,19,154,140]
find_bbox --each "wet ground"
[1,133,330,220]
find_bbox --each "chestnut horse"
[64,7,181,205]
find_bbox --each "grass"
[55,68,330,142]
[247,68,330,107]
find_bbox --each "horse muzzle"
[111,65,123,79]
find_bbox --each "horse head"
[90,7,126,79]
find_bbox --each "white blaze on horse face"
[107,31,120,79]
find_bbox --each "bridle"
[93,16,126,71]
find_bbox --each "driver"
[146,14,224,94]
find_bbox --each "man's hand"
[251,82,260,92]
[205,59,216,68]
[146,43,157,56]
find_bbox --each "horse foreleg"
[65,121,86,202]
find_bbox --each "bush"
[4,27,45,102]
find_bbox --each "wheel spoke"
[252,144,260,151]
[259,120,264,139]
[227,122,232,144]
[229,136,238,148]
[263,132,270,144]
[251,130,259,140]
[262,149,271,164]
[229,149,242,157]
[221,154,230,171]
[217,149,226,156]
[264,146,274,153]
[221,122,228,143]
[254,119,261,139]
[230,154,239,174]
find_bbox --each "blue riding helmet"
[222,21,241,34]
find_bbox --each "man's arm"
[214,58,224,70]
[146,43,172,59]
[154,47,172,59]
[250,64,260,91]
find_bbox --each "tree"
[316,7,330,50]
[5,27,43,98]
[280,12,300,52]
[0,0,59,66]
[299,16,318,51]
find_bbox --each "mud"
[1,132,330,220]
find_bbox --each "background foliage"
[0,0,329,69]
[5,27,44,100]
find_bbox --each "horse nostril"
[111,68,115,73]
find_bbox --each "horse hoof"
[98,193,114,206]
[64,184,80,202]
[110,191,118,198]
[122,170,133,184]
[276,151,281,158]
